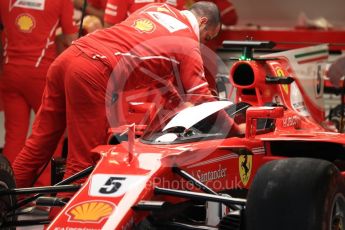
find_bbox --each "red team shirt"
[102,0,237,94]
[12,3,213,190]
[0,0,77,69]
[77,3,212,96]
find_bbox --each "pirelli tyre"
[245,158,345,230]
[0,154,17,229]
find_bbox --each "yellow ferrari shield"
[276,67,289,94]
[239,155,252,186]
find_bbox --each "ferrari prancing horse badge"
[239,155,252,186]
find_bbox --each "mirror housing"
[245,106,284,138]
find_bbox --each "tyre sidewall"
[0,154,17,229]
[246,158,345,230]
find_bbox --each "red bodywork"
[48,44,345,229]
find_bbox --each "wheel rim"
[331,193,345,230]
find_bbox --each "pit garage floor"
[17,217,46,229]
[17,208,47,230]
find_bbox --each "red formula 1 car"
[0,41,345,230]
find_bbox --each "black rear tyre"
[246,158,345,230]
[0,154,17,229]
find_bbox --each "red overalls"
[0,0,76,164]
[13,3,212,188]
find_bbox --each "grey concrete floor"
[17,209,47,230]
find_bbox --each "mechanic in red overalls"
[13,2,228,189]
[0,0,77,164]
[103,0,237,96]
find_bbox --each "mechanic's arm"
[103,0,129,27]
[60,0,78,47]
[327,56,345,88]
[179,47,215,96]
[180,47,244,136]
[63,34,78,46]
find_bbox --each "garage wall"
[232,0,345,27]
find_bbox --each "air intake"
[231,62,255,87]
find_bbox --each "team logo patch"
[133,19,156,33]
[275,67,289,94]
[66,201,114,223]
[11,0,45,11]
[239,155,252,186]
[16,13,36,32]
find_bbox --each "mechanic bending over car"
[103,0,238,95]
[13,1,242,193]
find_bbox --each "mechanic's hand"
[180,101,194,109]
[237,123,246,135]
[327,57,345,88]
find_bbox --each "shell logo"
[16,14,35,33]
[276,67,289,94]
[66,201,114,223]
[133,19,156,33]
